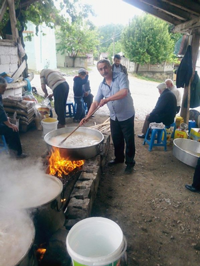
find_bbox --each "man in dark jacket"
[0,77,27,158]
[73,68,88,122]
[112,54,128,75]
[138,82,177,138]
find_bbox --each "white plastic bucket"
[41,118,58,136]
[66,217,127,266]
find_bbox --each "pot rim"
[44,127,104,149]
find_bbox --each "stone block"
[65,219,81,230]
[70,188,91,199]
[79,172,96,181]
[1,55,11,64]
[0,64,9,73]
[68,198,90,211]
[0,46,9,55]
[9,63,18,74]
[65,206,88,219]
[75,179,94,190]
[10,55,18,64]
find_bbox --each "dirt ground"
[18,113,200,266]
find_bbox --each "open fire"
[48,148,84,177]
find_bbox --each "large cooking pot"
[0,174,65,243]
[173,138,200,167]
[44,127,104,160]
[0,210,37,266]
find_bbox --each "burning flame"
[36,248,46,260]
[49,148,84,177]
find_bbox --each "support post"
[7,0,19,42]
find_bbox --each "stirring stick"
[59,105,100,146]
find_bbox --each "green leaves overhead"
[121,14,177,66]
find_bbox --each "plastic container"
[188,120,197,133]
[41,118,58,136]
[66,217,127,266]
[175,116,184,128]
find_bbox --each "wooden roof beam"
[173,17,200,34]
[141,0,194,21]
[0,0,7,22]
[123,0,183,25]
[163,0,200,16]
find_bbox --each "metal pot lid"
[0,209,35,266]
[0,174,63,209]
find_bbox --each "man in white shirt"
[165,79,182,113]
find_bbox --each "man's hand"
[79,117,89,126]
[84,92,89,97]
[99,98,108,107]
[48,94,53,101]
[10,123,19,132]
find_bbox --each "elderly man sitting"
[165,79,182,113]
[138,82,177,138]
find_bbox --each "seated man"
[165,79,182,113]
[0,77,27,158]
[138,82,177,138]
[185,157,200,193]
[82,80,93,113]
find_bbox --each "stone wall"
[0,41,18,75]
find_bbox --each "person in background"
[73,68,88,122]
[82,79,94,113]
[40,69,69,128]
[165,79,182,113]
[0,77,27,158]
[185,158,200,193]
[138,82,177,138]
[112,54,128,75]
[80,59,135,174]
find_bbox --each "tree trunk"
[72,57,76,67]
[135,63,140,74]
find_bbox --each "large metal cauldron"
[0,210,37,266]
[173,138,200,168]
[44,127,104,160]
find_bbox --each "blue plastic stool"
[166,122,176,139]
[143,127,167,151]
[0,135,8,153]
[66,102,75,118]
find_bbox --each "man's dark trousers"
[110,116,135,165]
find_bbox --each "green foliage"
[98,24,124,54]
[56,22,100,58]
[107,41,122,62]
[121,14,176,66]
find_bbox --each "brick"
[75,179,94,190]
[9,63,18,74]
[10,55,18,64]
[65,206,88,219]
[70,188,91,199]
[0,46,9,55]
[0,64,9,73]
[79,172,96,181]
[68,198,90,211]
[1,55,11,64]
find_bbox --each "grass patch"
[130,73,163,83]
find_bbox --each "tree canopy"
[121,14,178,71]
[56,21,99,64]
[97,24,124,54]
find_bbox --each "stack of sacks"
[2,96,36,132]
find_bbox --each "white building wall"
[0,43,18,75]
[24,22,57,71]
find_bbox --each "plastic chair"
[0,135,8,153]
[143,127,167,151]
[66,102,75,118]
[166,122,176,139]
